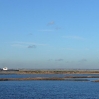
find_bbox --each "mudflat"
[0,70,99,82]
[0,70,99,74]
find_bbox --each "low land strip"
[0,77,89,81]
[1,70,99,74]
[1,70,99,82]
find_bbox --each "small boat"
[3,67,8,70]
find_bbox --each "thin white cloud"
[47,21,55,26]
[61,48,89,51]
[11,42,46,48]
[61,48,75,50]
[38,29,54,32]
[12,42,46,45]
[11,44,27,48]
[13,42,35,45]
[63,36,84,40]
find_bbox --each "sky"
[0,0,99,69]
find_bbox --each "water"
[0,80,99,99]
[1,74,99,78]
[0,74,99,99]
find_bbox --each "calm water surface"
[0,80,99,99]
[1,74,99,78]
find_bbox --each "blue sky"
[0,0,99,69]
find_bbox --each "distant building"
[3,67,8,70]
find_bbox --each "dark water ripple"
[0,81,99,99]
[1,74,99,78]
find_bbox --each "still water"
[0,80,99,99]
[1,74,99,78]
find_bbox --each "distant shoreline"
[0,76,99,82]
[1,70,99,74]
[1,70,99,82]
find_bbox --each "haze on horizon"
[0,0,99,69]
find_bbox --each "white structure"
[3,67,8,70]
